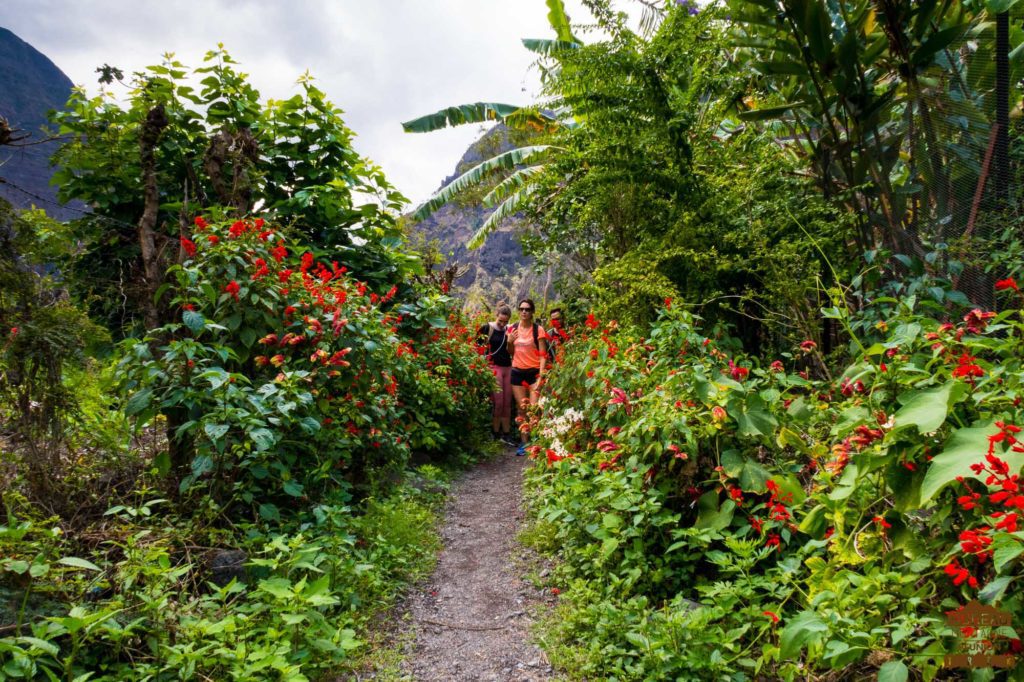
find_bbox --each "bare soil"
[397,449,556,681]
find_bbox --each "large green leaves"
[401,102,522,133]
[779,611,829,659]
[410,145,553,221]
[545,0,580,44]
[892,382,965,434]
[920,424,1024,503]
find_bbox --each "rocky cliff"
[0,26,76,219]
[411,124,554,311]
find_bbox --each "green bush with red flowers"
[117,216,494,509]
[524,286,1024,680]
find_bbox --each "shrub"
[525,286,1024,679]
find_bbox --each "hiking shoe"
[515,443,528,456]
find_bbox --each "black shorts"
[511,367,540,388]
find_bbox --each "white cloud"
[4,0,593,206]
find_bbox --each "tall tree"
[51,48,414,333]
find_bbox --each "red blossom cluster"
[944,422,1024,591]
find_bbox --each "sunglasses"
[519,307,533,312]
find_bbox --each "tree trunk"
[137,104,169,331]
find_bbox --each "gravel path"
[399,450,555,682]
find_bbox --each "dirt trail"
[398,450,555,682]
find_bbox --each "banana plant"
[727,0,1017,255]
[400,0,580,249]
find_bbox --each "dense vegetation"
[4,0,1024,679]
[402,0,1024,679]
[1,53,492,680]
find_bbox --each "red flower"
[194,216,208,230]
[584,313,600,330]
[765,533,781,549]
[182,303,196,312]
[769,360,784,373]
[254,218,265,229]
[763,610,779,624]
[728,361,749,381]
[180,236,197,257]
[963,308,996,334]
[873,515,891,530]
[711,406,727,422]
[207,235,220,244]
[224,280,241,301]
[664,297,672,308]
[229,220,247,238]
[952,353,984,380]
[667,444,687,460]
[799,340,817,352]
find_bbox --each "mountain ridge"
[0,26,77,219]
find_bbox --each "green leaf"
[920,425,1024,503]
[250,428,276,452]
[204,423,230,442]
[779,611,829,659]
[545,0,580,43]
[877,660,908,682]
[521,38,580,55]
[16,636,60,656]
[258,577,294,599]
[978,575,1013,604]
[728,395,777,438]
[58,557,102,572]
[283,480,304,497]
[695,491,736,530]
[721,450,772,492]
[258,503,281,522]
[798,504,828,538]
[410,145,552,221]
[427,316,448,328]
[892,382,961,434]
[992,534,1024,573]
[401,102,523,133]
[124,389,153,417]
[153,451,171,475]
[182,309,205,334]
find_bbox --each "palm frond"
[545,0,581,44]
[468,185,538,250]
[401,102,522,133]
[521,38,582,56]
[411,145,552,221]
[483,165,546,207]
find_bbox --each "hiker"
[546,307,568,364]
[478,304,515,443]
[508,298,548,456]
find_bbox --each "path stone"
[399,451,554,681]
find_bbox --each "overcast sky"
[3,0,597,207]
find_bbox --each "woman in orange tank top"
[508,298,548,455]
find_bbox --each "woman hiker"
[508,298,548,456]
[478,304,515,444]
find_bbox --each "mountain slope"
[0,26,76,218]
[411,124,553,310]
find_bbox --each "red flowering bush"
[117,216,492,510]
[525,292,1024,679]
